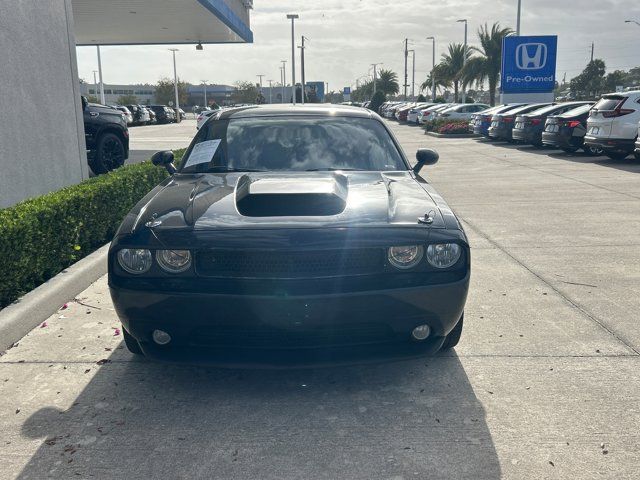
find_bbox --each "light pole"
[281,60,287,103]
[426,36,436,102]
[298,36,308,104]
[457,19,468,103]
[516,0,522,35]
[96,46,105,104]
[371,63,382,95]
[409,50,416,100]
[625,19,640,27]
[286,14,299,105]
[256,74,265,92]
[168,48,180,122]
[201,80,208,107]
[268,80,273,103]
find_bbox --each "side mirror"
[151,150,177,174]
[81,96,88,110]
[413,148,439,173]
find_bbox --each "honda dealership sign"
[500,35,557,97]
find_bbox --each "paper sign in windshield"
[183,139,221,169]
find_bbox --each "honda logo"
[515,43,547,70]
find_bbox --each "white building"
[1,0,253,208]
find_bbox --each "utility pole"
[427,36,436,102]
[404,38,409,100]
[298,36,308,103]
[256,74,265,92]
[590,42,594,62]
[286,14,299,105]
[168,48,180,122]
[457,19,468,103]
[267,80,273,103]
[281,60,287,103]
[409,50,416,100]
[371,63,382,95]
[201,80,208,107]
[516,0,522,35]
[96,46,105,104]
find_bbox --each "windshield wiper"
[305,167,360,171]
[205,167,267,172]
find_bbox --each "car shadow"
[18,349,501,480]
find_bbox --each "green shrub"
[0,151,184,308]
[368,91,387,113]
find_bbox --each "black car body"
[487,103,551,141]
[542,103,599,153]
[108,105,470,366]
[81,96,129,174]
[512,102,592,147]
[149,105,175,124]
[473,104,525,136]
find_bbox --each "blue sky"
[76,0,640,92]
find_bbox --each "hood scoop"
[236,173,348,217]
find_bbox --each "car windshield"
[559,103,593,117]
[181,116,407,173]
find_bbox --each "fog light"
[411,324,431,341]
[152,329,172,345]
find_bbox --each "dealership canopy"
[72,0,253,45]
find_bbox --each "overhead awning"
[72,0,253,45]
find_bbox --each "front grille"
[195,248,385,278]
[189,323,397,348]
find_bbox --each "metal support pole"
[427,37,436,102]
[96,45,105,104]
[287,14,299,105]
[457,19,468,103]
[202,80,207,107]
[268,80,273,103]
[410,50,416,100]
[404,38,409,100]
[169,48,180,122]
[281,60,286,103]
[516,0,522,36]
[299,36,307,103]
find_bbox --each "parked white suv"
[584,91,640,160]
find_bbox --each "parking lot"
[1,120,639,479]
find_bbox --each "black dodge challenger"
[108,105,470,366]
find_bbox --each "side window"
[459,106,469,113]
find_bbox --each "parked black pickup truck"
[82,96,129,174]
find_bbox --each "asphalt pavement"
[1,119,639,479]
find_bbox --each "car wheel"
[90,133,126,174]
[123,328,143,355]
[583,145,603,156]
[562,146,579,154]
[605,151,630,160]
[441,314,464,350]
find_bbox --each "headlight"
[117,249,152,274]
[156,249,191,273]
[388,245,424,269]
[426,243,461,269]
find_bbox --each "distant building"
[79,83,156,104]
[187,85,236,107]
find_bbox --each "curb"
[425,132,479,139]
[0,244,109,352]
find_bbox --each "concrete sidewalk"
[1,121,639,479]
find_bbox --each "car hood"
[132,171,447,232]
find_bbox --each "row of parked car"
[112,104,186,126]
[379,90,640,160]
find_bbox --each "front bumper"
[584,136,636,153]
[109,275,469,366]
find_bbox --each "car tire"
[441,314,464,350]
[123,328,143,355]
[562,146,579,154]
[605,151,630,160]
[583,145,603,156]
[89,133,126,175]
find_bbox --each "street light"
[457,19,468,103]
[625,19,640,27]
[286,14,299,105]
[370,63,383,94]
[408,50,416,100]
[281,60,287,103]
[201,80,208,107]
[168,48,180,122]
[426,36,436,102]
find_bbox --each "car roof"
[523,101,592,117]
[555,103,594,118]
[218,104,374,120]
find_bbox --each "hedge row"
[0,151,184,309]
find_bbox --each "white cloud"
[76,0,640,92]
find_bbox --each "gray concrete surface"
[0,0,88,208]
[1,121,639,479]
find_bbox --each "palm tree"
[439,43,473,102]
[421,63,452,97]
[376,69,400,96]
[464,23,514,105]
